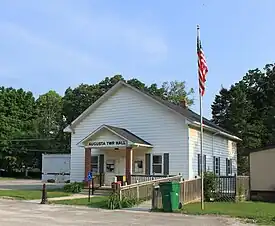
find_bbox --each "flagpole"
[197,24,204,210]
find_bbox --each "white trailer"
[42,154,71,182]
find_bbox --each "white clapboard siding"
[188,128,237,178]
[70,85,189,181]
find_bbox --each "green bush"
[203,171,218,201]
[121,196,139,208]
[107,193,140,209]
[47,179,55,183]
[63,182,84,193]
[107,193,122,209]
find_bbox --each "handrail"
[120,175,182,190]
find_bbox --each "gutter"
[191,121,242,142]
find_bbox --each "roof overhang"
[77,124,153,148]
[244,144,275,156]
[63,81,240,141]
[189,121,242,142]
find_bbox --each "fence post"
[234,173,237,197]
[182,180,186,205]
[136,184,140,201]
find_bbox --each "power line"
[0,138,55,142]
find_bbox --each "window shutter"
[229,159,233,174]
[213,156,215,174]
[164,153,169,176]
[218,157,221,175]
[198,154,201,176]
[145,153,151,175]
[203,155,206,172]
[225,158,229,175]
[99,154,104,173]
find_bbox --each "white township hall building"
[64,81,241,186]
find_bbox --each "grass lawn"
[0,189,72,200]
[181,202,275,225]
[51,196,109,209]
[0,177,16,180]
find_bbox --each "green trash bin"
[159,181,180,212]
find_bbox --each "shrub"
[63,182,84,193]
[203,171,218,201]
[47,179,55,183]
[121,196,139,208]
[107,193,139,209]
[107,193,121,209]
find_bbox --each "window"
[106,160,115,172]
[198,154,206,176]
[213,156,220,175]
[152,155,162,174]
[91,156,99,173]
[226,158,233,175]
[134,160,143,173]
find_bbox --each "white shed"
[42,154,71,182]
[249,146,275,201]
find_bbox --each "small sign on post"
[87,171,92,202]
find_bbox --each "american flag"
[197,36,208,96]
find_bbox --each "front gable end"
[65,81,189,133]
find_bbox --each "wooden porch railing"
[92,173,105,187]
[118,175,182,201]
[131,174,170,184]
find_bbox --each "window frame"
[213,156,220,175]
[152,154,163,175]
[133,160,143,173]
[198,154,207,176]
[91,155,99,173]
[226,158,233,175]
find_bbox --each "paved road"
[0,199,255,226]
[0,179,64,190]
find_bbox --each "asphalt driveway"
[0,199,255,226]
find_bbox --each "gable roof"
[77,124,152,147]
[64,81,241,141]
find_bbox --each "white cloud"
[0,1,169,89]
[0,21,107,69]
[39,3,169,62]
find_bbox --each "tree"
[35,90,62,137]
[62,75,195,125]
[0,87,37,171]
[211,63,275,174]
[161,81,194,106]
[35,90,66,151]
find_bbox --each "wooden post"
[40,183,48,204]
[125,147,132,185]
[136,184,140,201]
[84,147,91,186]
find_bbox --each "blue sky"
[0,0,274,119]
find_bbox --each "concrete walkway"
[25,193,89,203]
[123,200,152,212]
